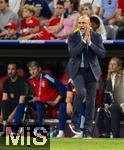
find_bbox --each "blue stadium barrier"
[0,40,124,58]
[0,40,124,45]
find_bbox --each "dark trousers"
[59,101,67,130]
[103,103,124,138]
[1,100,18,121]
[72,68,97,131]
[96,108,106,135]
[33,101,45,125]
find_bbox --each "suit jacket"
[103,75,124,105]
[67,31,106,80]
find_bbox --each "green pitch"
[0,137,124,150]
[50,138,124,150]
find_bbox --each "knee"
[17,103,25,110]
[1,100,9,108]
[76,88,86,98]
[111,104,119,113]
[34,101,45,110]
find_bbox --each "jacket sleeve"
[89,33,106,58]
[67,33,86,58]
[44,74,67,96]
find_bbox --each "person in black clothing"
[21,0,52,19]
[1,62,28,125]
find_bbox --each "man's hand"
[84,27,91,44]
[47,99,59,106]
[7,108,16,123]
[30,32,43,39]
[104,103,111,110]
[120,103,124,113]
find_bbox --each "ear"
[39,67,41,72]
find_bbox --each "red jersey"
[20,18,28,29]
[48,18,60,26]
[33,28,51,40]
[28,74,66,102]
[118,0,124,14]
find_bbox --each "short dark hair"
[57,1,64,6]
[90,16,100,28]
[4,0,9,3]
[7,61,18,69]
[27,61,40,68]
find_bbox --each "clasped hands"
[83,26,91,44]
[120,103,124,113]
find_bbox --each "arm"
[18,78,27,103]
[19,34,33,40]
[2,80,9,101]
[66,91,73,116]
[68,33,86,57]
[48,95,62,106]
[54,15,64,33]
[19,95,25,103]
[89,33,106,58]
[7,108,16,123]
[44,74,67,105]
[19,33,38,40]
[56,14,80,39]
[120,103,124,113]
[2,93,9,101]
[44,74,67,97]
[18,0,26,15]
[66,79,74,116]
[108,4,118,20]
[99,7,104,19]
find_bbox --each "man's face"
[55,4,64,16]
[91,22,98,31]
[29,26,39,34]
[7,64,17,78]
[6,27,16,36]
[22,9,33,18]
[78,16,91,34]
[108,59,119,73]
[64,0,71,9]
[28,66,41,78]
[0,0,8,11]
[80,6,91,16]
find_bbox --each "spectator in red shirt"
[0,22,19,39]
[19,17,51,40]
[20,4,36,34]
[48,1,64,27]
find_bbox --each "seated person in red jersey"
[47,1,65,38]
[19,17,51,40]
[27,61,67,125]
[0,22,19,40]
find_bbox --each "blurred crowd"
[0,0,124,40]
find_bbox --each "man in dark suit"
[67,15,106,138]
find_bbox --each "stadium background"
[0,40,124,75]
[0,40,124,150]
